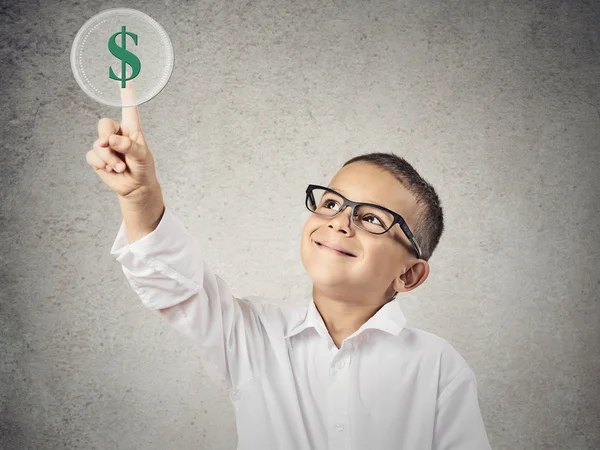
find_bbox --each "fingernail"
[109,135,118,145]
[115,162,125,172]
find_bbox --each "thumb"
[110,133,146,161]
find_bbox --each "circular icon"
[70,8,174,107]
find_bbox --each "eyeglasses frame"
[305,184,423,260]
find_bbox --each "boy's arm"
[110,202,263,393]
[432,367,492,449]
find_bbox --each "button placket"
[327,349,352,449]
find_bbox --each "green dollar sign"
[108,25,142,89]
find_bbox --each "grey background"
[1,0,599,449]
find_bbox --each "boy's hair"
[342,152,444,262]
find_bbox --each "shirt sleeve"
[432,367,492,450]
[109,203,264,393]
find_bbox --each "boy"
[92,83,491,449]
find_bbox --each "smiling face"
[300,161,428,306]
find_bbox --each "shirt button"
[337,360,346,369]
[334,423,345,432]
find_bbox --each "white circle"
[70,8,174,107]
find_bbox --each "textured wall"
[1,0,599,448]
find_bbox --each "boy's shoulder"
[401,324,455,351]
[400,325,476,385]
[238,295,308,326]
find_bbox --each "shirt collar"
[284,298,407,340]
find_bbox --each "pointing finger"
[119,77,144,143]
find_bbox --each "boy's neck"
[313,293,385,348]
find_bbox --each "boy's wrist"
[118,185,165,243]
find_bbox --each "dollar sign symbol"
[108,25,142,89]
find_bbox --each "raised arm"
[88,80,265,393]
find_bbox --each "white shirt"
[110,203,492,450]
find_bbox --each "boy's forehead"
[327,162,417,226]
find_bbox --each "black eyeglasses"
[305,184,422,259]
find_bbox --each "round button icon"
[70,8,174,107]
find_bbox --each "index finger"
[119,77,142,137]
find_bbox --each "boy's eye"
[323,200,340,210]
[319,200,386,228]
[362,214,383,226]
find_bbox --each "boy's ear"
[394,260,430,293]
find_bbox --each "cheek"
[359,246,390,275]
[301,219,319,244]
[299,229,314,263]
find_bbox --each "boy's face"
[300,161,425,305]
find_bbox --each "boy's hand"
[86,79,161,201]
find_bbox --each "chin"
[303,261,350,288]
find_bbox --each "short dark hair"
[342,152,444,262]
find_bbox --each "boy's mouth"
[315,241,356,257]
